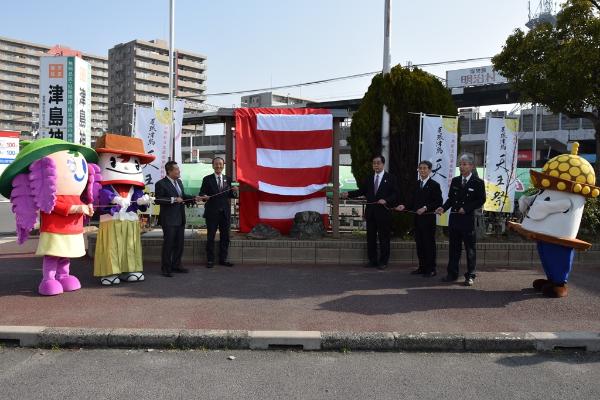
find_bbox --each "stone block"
[266,247,292,264]
[316,248,340,264]
[291,247,316,264]
[242,246,267,263]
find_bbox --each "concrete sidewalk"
[1,250,599,351]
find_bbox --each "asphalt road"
[1,256,600,333]
[1,348,599,400]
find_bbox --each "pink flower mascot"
[0,138,101,296]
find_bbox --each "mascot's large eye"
[67,158,77,173]
[135,159,140,171]
[544,197,551,201]
[110,157,116,168]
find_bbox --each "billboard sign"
[0,131,19,164]
[446,65,507,89]
[39,56,92,146]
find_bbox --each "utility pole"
[169,0,176,160]
[381,0,392,170]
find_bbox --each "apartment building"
[0,36,108,142]
[108,39,207,138]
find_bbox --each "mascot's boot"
[120,272,145,282]
[38,256,64,296]
[532,279,549,292]
[100,275,121,286]
[542,282,569,298]
[55,257,81,292]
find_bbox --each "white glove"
[136,194,153,206]
[518,194,535,214]
[112,196,131,209]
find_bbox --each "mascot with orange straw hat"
[93,133,155,286]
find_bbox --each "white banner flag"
[420,115,458,226]
[484,117,519,212]
[153,98,184,164]
[134,106,170,193]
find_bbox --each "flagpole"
[381,0,392,171]
[169,0,176,161]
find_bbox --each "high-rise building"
[0,36,108,143]
[108,39,207,137]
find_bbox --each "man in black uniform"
[395,160,443,277]
[436,153,486,286]
[341,155,398,270]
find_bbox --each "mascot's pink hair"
[10,157,101,244]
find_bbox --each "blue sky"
[4,0,531,108]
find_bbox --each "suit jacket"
[154,176,194,226]
[199,174,238,219]
[408,178,443,225]
[442,174,486,230]
[348,172,398,219]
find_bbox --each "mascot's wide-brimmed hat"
[530,142,599,199]
[94,133,156,164]
[0,138,98,199]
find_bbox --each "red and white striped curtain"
[235,108,333,233]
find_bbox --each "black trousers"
[447,227,477,279]
[414,218,437,273]
[161,225,184,273]
[366,210,391,265]
[206,210,230,263]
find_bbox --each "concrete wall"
[87,235,599,267]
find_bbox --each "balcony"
[135,71,169,84]
[135,60,169,73]
[177,58,206,71]
[135,48,169,63]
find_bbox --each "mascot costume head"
[93,133,155,286]
[509,142,599,297]
[0,138,101,296]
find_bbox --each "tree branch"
[590,0,600,12]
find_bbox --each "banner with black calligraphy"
[420,115,458,226]
[484,117,519,212]
[134,106,170,193]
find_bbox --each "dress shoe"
[162,272,173,278]
[377,263,388,270]
[532,278,549,292]
[464,277,474,286]
[219,261,234,267]
[172,268,189,273]
[423,271,437,278]
[410,268,425,275]
[206,262,214,269]
[441,275,458,282]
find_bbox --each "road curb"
[1,326,598,352]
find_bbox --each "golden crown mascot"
[509,143,599,297]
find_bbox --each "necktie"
[217,176,222,191]
[174,180,182,196]
[420,180,424,189]
[462,177,467,188]
[374,174,379,193]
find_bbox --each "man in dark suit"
[436,153,486,286]
[199,157,239,268]
[395,160,443,277]
[341,155,398,270]
[154,161,197,277]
